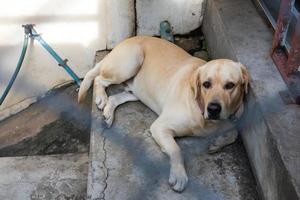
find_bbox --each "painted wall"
[137,0,205,35]
[0,0,205,119]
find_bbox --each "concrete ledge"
[203,0,300,199]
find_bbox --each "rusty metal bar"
[271,0,293,56]
[269,0,300,104]
[286,18,300,74]
[272,46,289,82]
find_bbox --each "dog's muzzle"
[207,102,221,119]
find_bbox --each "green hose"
[0,34,29,105]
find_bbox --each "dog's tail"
[78,61,102,103]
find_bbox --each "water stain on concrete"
[0,84,92,157]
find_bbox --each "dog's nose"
[207,102,222,119]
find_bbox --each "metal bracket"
[22,24,34,35]
[22,24,38,38]
[58,59,68,67]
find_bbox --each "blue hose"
[0,34,29,105]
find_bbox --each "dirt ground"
[0,84,92,156]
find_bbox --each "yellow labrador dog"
[78,36,249,192]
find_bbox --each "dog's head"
[191,59,249,121]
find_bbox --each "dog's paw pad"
[98,99,107,110]
[100,113,113,128]
[95,96,101,105]
[104,117,113,128]
[169,169,188,192]
[173,180,187,193]
[101,118,111,128]
[169,175,177,186]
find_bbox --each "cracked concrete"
[87,97,109,200]
[100,135,108,200]
[0,153,88,200]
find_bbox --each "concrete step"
[0,153,88,200]
[87,85,258,200]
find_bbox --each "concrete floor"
[0,153,88,200]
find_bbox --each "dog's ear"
[239,63,250,94]
[190,67,205,113]
[190,68,201,99]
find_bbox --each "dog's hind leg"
[102,91,138,127]
[94,76,112,110]
[93,43,144,110]
[78,39,143,106]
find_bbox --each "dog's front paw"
[102,98,116,128]
[169,165,188,192]
[101,116,112,128]
[102,112,113,128]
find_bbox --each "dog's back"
[124,36,206,113]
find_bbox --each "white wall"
[106,0,135,49]
[136,0,205,35]
[0,0,205,119]
[0,0,107,114]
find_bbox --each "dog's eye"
[224,82,235,90]
[202,81,211,89]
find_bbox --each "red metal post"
[271,0,293,55]
[271,0,292,80]
[286,18,300,75]
[270,0,300,104]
